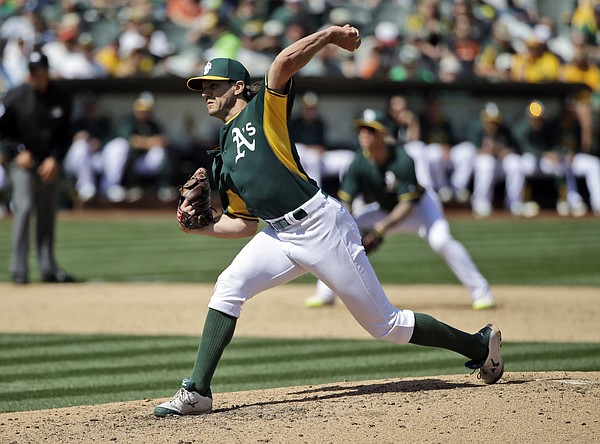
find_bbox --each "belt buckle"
[292,208,308,220]
[269,219,289,232]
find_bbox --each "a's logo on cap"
[30,52,43,63]
[203,61,212,75]
[363,109,377,122]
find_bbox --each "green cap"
[354,109,389,134]
[187,58,251,91]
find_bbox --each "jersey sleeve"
[338,155,360,203]
[221,188,259,221]
[395,148,424,203]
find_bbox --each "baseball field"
[0,211,599,443]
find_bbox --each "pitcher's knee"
[365,309,416,344]
[208,272,248,318]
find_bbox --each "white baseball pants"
[208,192,416,344]
[472,152,524,211]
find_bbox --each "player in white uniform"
[153,25,503,417]
[305,109,495,310]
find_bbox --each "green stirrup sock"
[409,313,488,362]
[190,308,237,397]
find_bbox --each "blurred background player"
[63,93,114,204]
[514,99,590,217]
[386,94,434,190]
[305,108,495,310]
[469,102,529,218]
[101,92,174,203]
[291,91,354,193]
[419,94,476,205]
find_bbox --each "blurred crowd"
[1,0,600,220]
[0,0,599,87]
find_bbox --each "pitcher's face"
[201,80,237,120]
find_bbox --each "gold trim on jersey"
[225,111,242,125]
[225,189,258,221]
[398,186,425,203]
[338,190,353,203]
[263,83,308,181]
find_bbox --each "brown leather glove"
[176,167,214,229]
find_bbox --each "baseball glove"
[176,167,214,229]
[361,229,384,255]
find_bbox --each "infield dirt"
[1,283,599,443]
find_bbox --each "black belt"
[267,208,308,231]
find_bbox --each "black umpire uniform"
[0,52,75,284]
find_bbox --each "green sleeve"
[394,149,423,202]
[338,156,360,203]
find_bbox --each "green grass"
[1,333,599,413]
[0,215,599,285]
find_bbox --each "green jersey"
[211,77,319,221]
[338,145,425,212]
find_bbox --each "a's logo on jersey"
[203,61,212,75]
[385,171,397,193]
[233,122,257,163]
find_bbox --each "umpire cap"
[28,51,49,72]
[187,58,250,91]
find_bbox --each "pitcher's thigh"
[209,230,306,318]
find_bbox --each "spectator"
[509,32,561,83]
[268,0,319,35]
[450,0,490,41]
[299,42,345,77]
[469,102,528,218]
[437,52,464,83]
[234,25,275,79]
[229,0,265,38]
[474,21,516,82]
[559,45,600,154]
[445,14,481,80]
[404,0,447,72]
[420,95,476,204]
[63,93,114,203]
[253,19,285,62]
[47,31,108,80]
[166,0,203,29]
[291,91,355,190]
[569,0,600,62]
[355,20,401,80]
[305,108,495,310]
[0,52,76,284]
[116,12,171,65]
[201,13,242,61]
[388,43,437,82]
[101,92,173,203]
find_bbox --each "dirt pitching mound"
[1,372,599,444]
[1,283,599,443]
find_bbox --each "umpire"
[0,52,76,284]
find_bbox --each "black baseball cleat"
[12,275,29,285]
[465,323,504,384]
[42,270,77,283]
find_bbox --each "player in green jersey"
[154,24,503,417]
[305,109,495,310]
